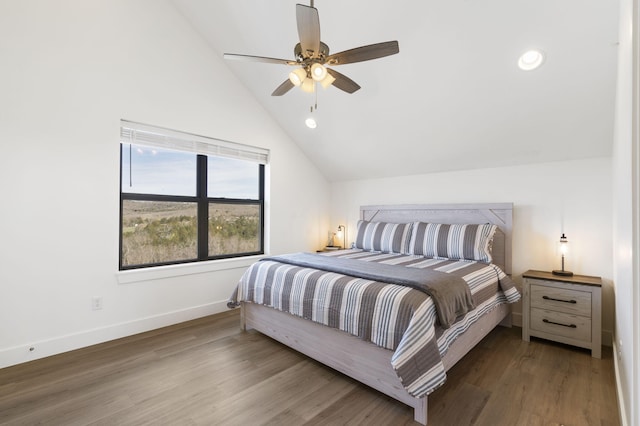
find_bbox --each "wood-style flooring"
[0,309,620,425]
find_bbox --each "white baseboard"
[0,300,230,370]
[612,339,629,426]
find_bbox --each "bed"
[229,203,519,425]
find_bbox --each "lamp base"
[552,269,574,277]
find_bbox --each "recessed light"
[305,117,317,129]
[518,49,545,71]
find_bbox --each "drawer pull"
[542,295,577,304]
[543,318,577,328]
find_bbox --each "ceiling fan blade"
[296,4,320,57]
[326,68,361,94]
[271,79,295,96]
[325,41,399,65]
[224,53,297,66]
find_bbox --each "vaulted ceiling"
[172,0,620,181]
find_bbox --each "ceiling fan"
[223,2,399,96]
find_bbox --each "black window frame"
[119,145,265,271]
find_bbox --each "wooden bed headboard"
[360,203,513,275]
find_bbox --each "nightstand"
[522,269,602,358]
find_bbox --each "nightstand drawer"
[530,282,591,316]
[530,308,591,341]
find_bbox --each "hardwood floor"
[0,309,620,425]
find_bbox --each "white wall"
[612,0,639,424]
[0,0,330,368]
[331,157,614,342]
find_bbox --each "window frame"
[119,136,265,271]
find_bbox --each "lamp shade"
[300,78,315,93]
[319,72,336,89]
[337,225,346,248]
[288,68,307,86]
[310,63,328,81]
[558,233,569,255]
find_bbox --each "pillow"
[408,222,497,263]
[354,220,413,254]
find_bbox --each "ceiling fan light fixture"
[289,67,308,86]
[300,78,315,93]
[319,72,336,89]
[224,4,399,97]
[518,49,545,71]
[310,63,328,81]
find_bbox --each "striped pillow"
[355,221,413,254]
[408,222,497,263]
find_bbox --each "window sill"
[116,255,265,285]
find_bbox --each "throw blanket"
[267,252,475,329]
[228,250,521,397]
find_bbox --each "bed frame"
[240,203,513,425]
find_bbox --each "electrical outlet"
[92,297,103,310]
[618,340,623,361]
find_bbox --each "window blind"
[120,120,269,164]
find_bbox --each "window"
[119,121,268,270]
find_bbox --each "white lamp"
[336,225,346,249]
[552,233,573,276]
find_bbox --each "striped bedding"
[229,249,520,398]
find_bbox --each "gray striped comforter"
[229,249,520,398]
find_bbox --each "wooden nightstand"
[522,269,602,358]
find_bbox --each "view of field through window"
[121,201,261,267]
[120,137,264,269]
[208,203,261,256]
